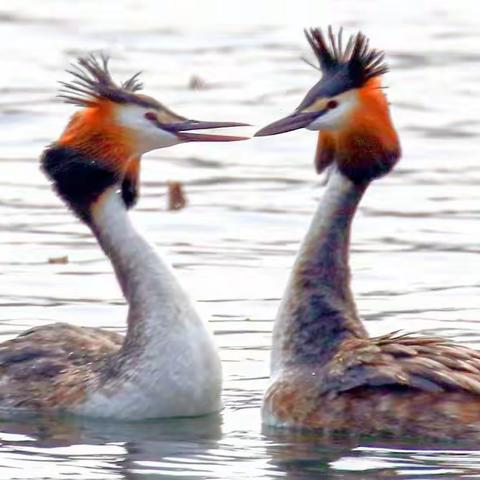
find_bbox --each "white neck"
[271,168,369,374]
[83,188,221,419]
[91,189,197,350]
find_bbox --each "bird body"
[1,176,221,420]
[0,55,246,419]
[263,335,480,441]
[262,168,480,441]
[256,27,480,441]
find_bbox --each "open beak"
[163,119,250,142]
[254,110,324,137]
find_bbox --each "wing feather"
[321,334,480,397]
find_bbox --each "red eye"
[326,100,338,109]
[144,112,157,121]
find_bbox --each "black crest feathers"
[304,27,388,88]
[58,54,144,107]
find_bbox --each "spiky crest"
[304,26,388,87]
[58,54,144,107]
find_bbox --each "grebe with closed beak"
[0,55,247,420]
[255,27,480,441]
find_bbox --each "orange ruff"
[58,100,135,173]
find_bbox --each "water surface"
[0,0,480,478]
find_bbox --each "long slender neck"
[89,187,201,358]
[271,167,369,373]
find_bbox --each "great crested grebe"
[0,55,247,420]
[255,27,480,441]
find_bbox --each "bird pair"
[2,27,480,442]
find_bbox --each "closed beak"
[254,111,324,137]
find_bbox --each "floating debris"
[167,181,187,211]
[48,255,69,264]
[188,75,209,90]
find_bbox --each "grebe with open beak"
[256,28,480,441]
[0,55,247,420]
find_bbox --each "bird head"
[57,54,248,153]
[41,54,247,220]
[255,27,401,184]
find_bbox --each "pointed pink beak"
[165,120,250,142]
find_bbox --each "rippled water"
[0,0,480,478]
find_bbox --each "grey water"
[0,0,479,478]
